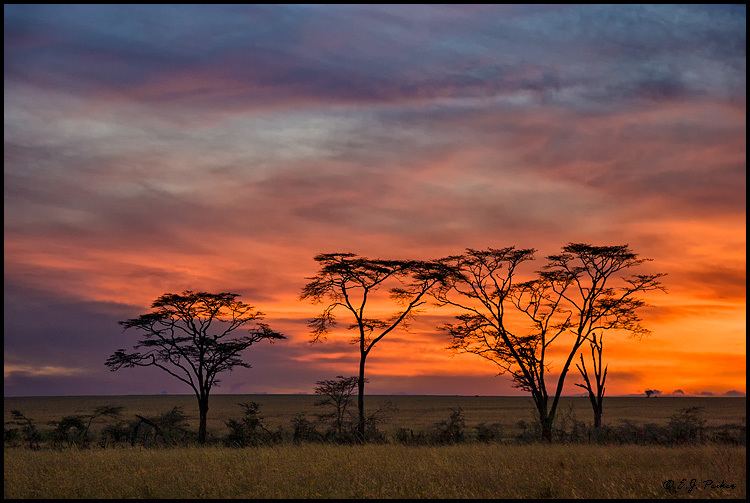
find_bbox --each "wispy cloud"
[4,4,745,396]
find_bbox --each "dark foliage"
[7,410,41,449]
[432,407,466,444]
[106,290,285,443]
[475,422,504,442]
[291,413,322,443]
[224,402,282,447]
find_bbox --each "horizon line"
[4,393,745,399]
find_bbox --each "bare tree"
[106,290,285,443]
[314,375,360,436]
[575,335,606,428]
[436,244,664,441]
[301,253,449,439]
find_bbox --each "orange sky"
[4,5,746,396]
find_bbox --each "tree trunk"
[198,396,209,444]
[357,354,366,441]
[541,423,553,442]
[540,414,553,442]
[593,401,603,428]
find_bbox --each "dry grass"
[4,444,745,499]
[4,395,746,438]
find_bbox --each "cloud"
[4,364,86,378]
[4,5,746,396]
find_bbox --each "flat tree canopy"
[106,290,285,442]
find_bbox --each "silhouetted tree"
[435,247,566,441]
[106,291,285,443]
[436,244,664,441]
[301,253,449,439]
[552,244,664,429]
[575,334,607,428]
[645,389,662,398]
[314,376,360,436]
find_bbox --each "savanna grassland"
[4,396,746,499]
[4,444,745,499]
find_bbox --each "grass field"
[4,395,745,499]
[4,395,746,439]
[4,444,745,499]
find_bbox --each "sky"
[4,4,746,397]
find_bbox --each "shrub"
[432,407,466,444]
[667,406,707,444]
[475,422,503,442]
[7,410,41,449]
[224,402,281,447]
[291,413,321,443]
[4,427,20,445]
[48,415,87,447]
[709,423,746,445]
[394,427,430,445]
[128,407,193,447]
[99,422,132,447]
[515,419,540,443]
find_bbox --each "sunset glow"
[4,5,745,397]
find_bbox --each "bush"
[708,423,745,445]
[49,415,88,448]
[4,427,20,445]
[432,407,466,444]
[7,410,41,449]
[99,422,132,447]
[394,427,430,445]
[667,407,706,444]
[515,419,541,443]
[128,407,193,447]
[475,422,503,442]
[224,402,281,447]
[291,413,322,443]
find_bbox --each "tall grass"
[4,444,745,499]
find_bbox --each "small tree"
[106,290,285,443]
[575,335,607,428]
[301,253,449,439]
[645,389,662,398]
[314,375,360,436]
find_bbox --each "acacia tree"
[546,244,665,429]
[313,375,360,436]
[106,291,285,443]
[436,244,664,441]
[301,253,449,439]
[435,247,568,441]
